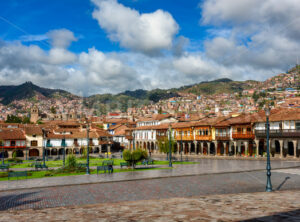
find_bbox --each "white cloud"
[201,0,300,72]
[91,0,179,54]
[47,29,77,48]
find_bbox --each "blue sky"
[0,0,299,96]
[0,0,206,53]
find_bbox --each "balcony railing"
[195,135,212,141]
[255,129,300,138]
[232,132,255,139]
[175,135,194,141]
[215,134,230,141]
[3,146,26,149]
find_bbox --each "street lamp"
[265,106,272,192]
[63,131,66,168]
[42,128,46,167]
[86,122,90,175]
[1,141,4,165]
[168,125,172,167]
[132,131,136,150]
[180,130,183,162]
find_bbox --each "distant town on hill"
[0,66,299,121]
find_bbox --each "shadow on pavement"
[242,208,300,221]
[0,192,41,211]
[276,176,290,191]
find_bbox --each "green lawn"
[5,158,197,169]
[0,167,171,181]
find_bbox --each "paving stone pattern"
[1,170,300,212]
[1,190,300,221]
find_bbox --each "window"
[31,141,38,146]
[11,141,16,146]
[296,122,300,130]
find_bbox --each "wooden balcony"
[215,134,230,141]
[175,135,194,141]
[3,146,26,149]
[232,132,255,139]
[195,135,212,141]
[255,129,300,138]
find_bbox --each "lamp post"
[265,106,272,192]
[1,141,4,165]
[86,122,90,175]
[42,128,46,167]
[132,131,136,150]
[63,131,66,168]
[168,125,172,167]
[180,130,183,162]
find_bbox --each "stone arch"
[0,151,8,158]
[51,148,58,156]
[66,148,72,155]
[217,142,224,155]
[13,149,24,158]
[191,142,195,153]
[288,141,294,156]
[275,140,280,154]
[210,142,215,155]
[259,139,265,156]
[59,148,64,155]
[29,148,39,157]
[203,142,208,155]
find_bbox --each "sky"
[0,0,299,96]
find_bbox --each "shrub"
[66,154,77,168]
[123,149,148,168]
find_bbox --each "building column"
[194,141,197,155]
[200,142,203,155]
[255,140,259,158]
[208,143,211,156]
[108,145,111,154]
[177,143,180,155]
[279,140,283,158]
[8,150,13,158]
[188,143,191,155]
[99,145,102,153]
[233,142,237,157]
[223,142,227,156]
[293,140,297,158]
[213,141,217,156]
[244,141,248,157]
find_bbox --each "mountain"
[0,81,78,105]
[178,78,258,95]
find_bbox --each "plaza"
[1,158,300,221]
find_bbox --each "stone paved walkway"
[1,190,300,221]
[1,169,300,211]
[1,159,300,191]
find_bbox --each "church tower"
[30,105,39,123]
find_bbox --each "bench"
[120,162,129,168]
[142,159,154,166]
[111,155,116,159]
[8,171,28,180]
[0,164,9,171]
[97,165,109,174]
[99,155,105,159]
[99,160,114,174]
[35,163,48,171]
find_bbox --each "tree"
[158,134,177,155]
[123,149,148,168]
[50,106,57,114]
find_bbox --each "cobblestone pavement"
[1,169,300,212]
[1,190,300,221]
[1,159,300,191]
